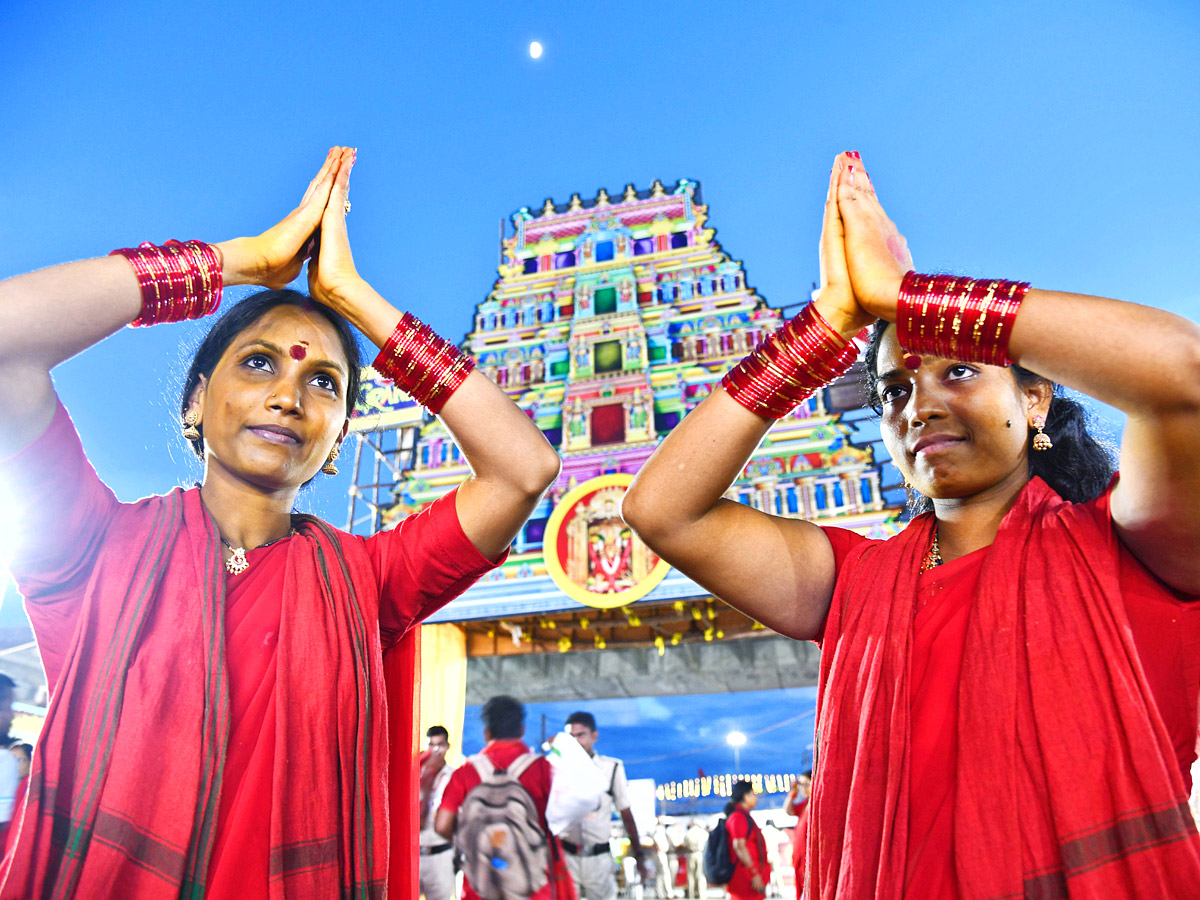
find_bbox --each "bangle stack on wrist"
[896,271,1030,367]
[373,311,475,414]
[111,240,223,327]
[721,303,861,419]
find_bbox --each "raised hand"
[307,148,364,315]
[815,153,877,335]
[834,153,914,322]
[217,146,346,289]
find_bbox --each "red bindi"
[289,343,307,361]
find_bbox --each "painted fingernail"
[846,151,861,160]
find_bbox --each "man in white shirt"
[562,711,646,900]
[418,725,457,900]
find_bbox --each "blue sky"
[2,0,1198,600]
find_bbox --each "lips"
[247,424,301,445]
[911,433,964,456]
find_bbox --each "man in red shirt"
[436,696,572,900]
[724,780,770,900]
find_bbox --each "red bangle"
[896,271,1030,367]
[721,303,861,419]
[111,240,223,326]
[373,312,475,414]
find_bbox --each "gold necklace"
[920,530,942,573]
[220,529,296,576]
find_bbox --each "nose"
[267,372,304,417]
[907,373,949,429]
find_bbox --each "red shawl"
[809,477,1200,899]
[0,487,420,900]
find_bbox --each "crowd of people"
[416,697,813,900]
[1,144,1198,899]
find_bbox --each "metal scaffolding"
[345,422,419,536]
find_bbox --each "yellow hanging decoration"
[653,636,665,656]
[673,601,685,612]
[704,627,715,642]
[558,636,572,653]
[670,633,682,645]
[594,633,607,649]
[691,608,703,621]
[580,617,590,630]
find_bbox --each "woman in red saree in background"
[0,147,561,899]
[623,153,1200,899]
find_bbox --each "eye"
[311,372,340,394]
[244,353,273,373]
[945,363,977,381]
[880,383,909,404]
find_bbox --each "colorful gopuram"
[349,178,902,621]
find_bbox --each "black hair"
[565,711,597,731]
[481,695,525,740]
[10,743,31,760]
[0,673,15,692]
[426,725,450,740]
[862,321,1115,514]
[802,769,813,780]
[179,289,363,460]
[724,779,755,814]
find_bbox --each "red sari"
[0,401,502,899]
[812,478,1200,899]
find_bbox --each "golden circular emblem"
[543,474,671,609]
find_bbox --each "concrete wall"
[466,633,820,703]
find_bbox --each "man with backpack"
[703,781,770,900]
[436,696,574,900]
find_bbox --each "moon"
[529,41,543,59]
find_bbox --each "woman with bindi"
[0,147,561,899]
[623,153,1200,897]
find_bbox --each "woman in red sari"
[0,147,561,899]
[623,153,1200,898]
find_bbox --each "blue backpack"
[703,809,747,885]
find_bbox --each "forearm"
[1009,290,1200,417]
[620,809,643,856]
[434,808,456,840]
[318,277,409,350]
[732,839,756,871]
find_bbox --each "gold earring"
[1031,414,1052,451]
[322,443,341,476]
[182,410,201,441]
